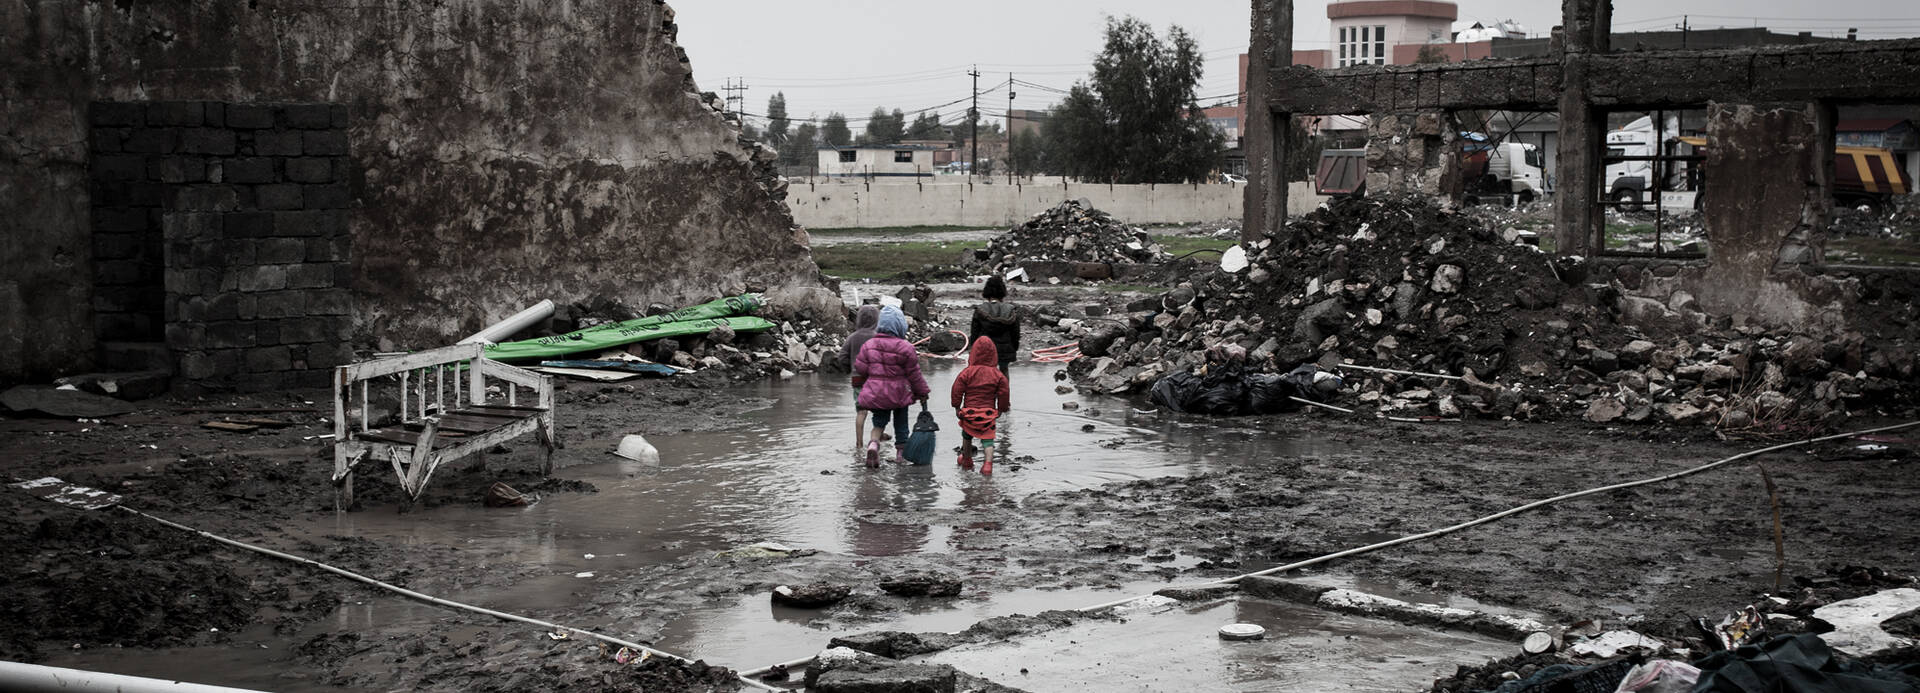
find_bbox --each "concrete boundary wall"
[786,181,1328,228]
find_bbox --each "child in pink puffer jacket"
[852,306,930,467]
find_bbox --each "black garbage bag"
[1190,365,1249,416]
[1692,633,1920,693]
[902,403,939,465]
[1149,371,1206,413]
[1244,373,1297,414]
[1278,364,1332,402]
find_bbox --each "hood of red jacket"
[967,336,998,367]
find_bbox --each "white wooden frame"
[332,343,557,509]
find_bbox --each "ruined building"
[2,0,821,391]
[1244,0,1920,333]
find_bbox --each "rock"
[772,582,853,608]
[1248,267,1272,284]
[483,481,528,507]
[1436,396,1461,417]
[1079,325,1128,358]
[1061,402,1079,411]
[1619,339,1657,363]
[699,355,724,369]
[1292,298,1346,345]
[814,663,959,693]
[1587,349,1619,374]
[1220,245,1249,273]
[878,573,964,598]
[1661,402,1707,423]
[1429,264,1464,294]
[1585,397,1626,423]
[1162,286,1197,311]
[826,631,943,659]
[1721,409,1754,428]
[705,324,736,345]
[0,386,137,418]
[1754,390,1795,414]
[671,351,698,369]
[924,331,968,355]
[1365,308,1384,325]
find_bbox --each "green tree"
[1011,129,1045,175]
[1414,44,1449,64]
[780,121,818,168]
[1045,16,1224,183]
[822,112,852,146]
[862,107,905,145]
[905,112,944,141]
[765,92,790,146]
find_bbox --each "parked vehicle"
[1312,133,1546,204]
[1606,115,1912,212]
[1220,172,1248,184]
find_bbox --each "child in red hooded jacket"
[951,336,1011,474]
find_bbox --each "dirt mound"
[982,199,1164,270]
[1064,195,1920,427]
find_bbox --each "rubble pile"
[981,199,1165,270]
[1061,195,1920,428]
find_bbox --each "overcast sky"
[673,1,1917,130]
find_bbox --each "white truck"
[1604,115,1699,212]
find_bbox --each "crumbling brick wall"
[1,0,821,385]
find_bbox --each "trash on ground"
[1218,623,1265,641]
[1691,633,1920,692]
[1569,630,1664,658]
[613,434,660,464]
[483,481,529,507]
[1808,587,1920,656]
[772,582,853,608]
[483,295,773,361]
[1612,659,1700,693]
[1703,605,1766,650]
[9,477,123,510]
[1,385,137,418]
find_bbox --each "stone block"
[207,321,256,349]
[285,157,334,183]
[234,294,257,319]
[179,128,236,155]
[204,293,238,321]
[254,131,303,156]
[257,184,304,210]
[178,351,219,379]
[91,127,129,152]
[200,102,224,127]
[254,320,281,345]
[151,156,209,183]
[813,665,957,693]
[92,154,147,181]
[285,263,335,289]
[223,157,277,184]
[239,265,288,292]
[171,185,239,212]
[244,346,291,373]
[90,102,146,126]
[124,128,177,154]
[257,237,307,264]
[149,102,204,127]
[225,104,275,129]
[128,182,168,207]
[225,211,276,237]
[274,209,344,237]
[291,368,331,390]
[163,212,222,241]
[302,130,348,156]
[92,233,142,260]
[278,317,331,344]
[241,370,291,392]
[304,236,348,262]
[284,104,333,129]
[95,260,148,286]
[304,184,350,209]
[330,104,349,128]
[309,342,355,368]
[255,290,307,318]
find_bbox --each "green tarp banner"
[483,295,772,362]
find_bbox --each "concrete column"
[1551,0,1609,256]
[1243,0,1291,244]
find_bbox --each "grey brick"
[257,184,304,210]
[129,182,168,207]
[304,184,351,209]
[171,185,239,212]
[204,293,239,321]
[256,290,306,318]
[244,346,291,373]
[92,154,147,181]
[278,318,331,344]
[256,237,306,264]
[92,208,149,233]
[309,342,356,368]
[151,156,208,183]
[219,239,257,265]
[201,102,224,127]
[286,262,335,289]
[273,209,345,237]
[302,130,348,156]
[178,350,219,379]
[239,265,287,292]
[225,211,275,237]
[91,127,129,152]
[124,128,176,154]
[286,157,334,183]
[179,129,236,155]
[91,102,147,126]
[304,235,351,262]
[207,321,255,349]
[223,157,277,184]
[254,321,281,345]
[233,294,257,319]
[291,369,331,390]
[254,131,302,156]
[163,212,223,241]
[284,104,332,129]
[92,233,142,260]
[149,102,203,126]
[225,104,275,129]
[173,295,206,322]
[162,267,198,294]
[330,104,350,128]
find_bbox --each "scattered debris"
[1,385,137,418]
[483,481,529,507]
[1809,587,1920,656]
[877,573,963,598]
[979,199,1165,272]
[613,434,660,464]
[9,477,123,510]
[772,583,853,608]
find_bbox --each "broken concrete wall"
[1610,104,1856,334]
[1,0,819,384]
[1363,112,1460,200]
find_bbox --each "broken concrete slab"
[1,385,137,418]
[54,370,171,401]
[1810,587,1920,656]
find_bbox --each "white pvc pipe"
[0,661,267,693]
[457,300,556,345]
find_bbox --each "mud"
[3,284,1918,691]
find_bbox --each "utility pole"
[968,65,981,182]
[1007,72,1016,184]
[721,78,747,122]
[1679,16,1689,49]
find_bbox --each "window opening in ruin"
[1599,108,1708,258]
[1827,103,1920,266]
[1453,110,1555,209]
[838,150,856,163]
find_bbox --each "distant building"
[1006,109,1046,139]
[816,145,937,178]
[1839,119,1919,185]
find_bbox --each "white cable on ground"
[118,507,783,692]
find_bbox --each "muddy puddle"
[919,596,1515,692]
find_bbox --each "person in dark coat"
[853,306,930,467]
[968,275,1021,377]
[838,304,883,452]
